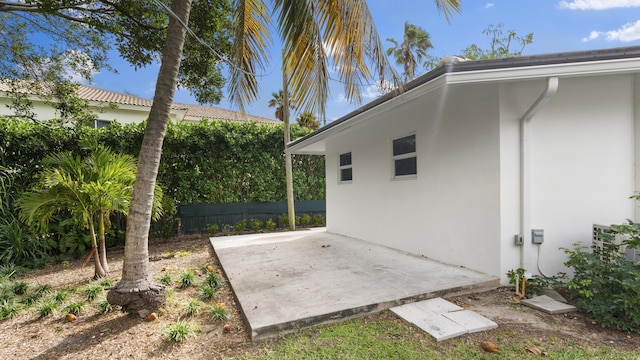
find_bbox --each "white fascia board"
[287,57,640,155]
[287,76,448,155]
[445,57,640,84]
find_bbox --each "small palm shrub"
[64,300,87,315]
[37,300,58,317]
[84,284,103,301]
[265,218,276,231]
[98,278,114,288]
[249,219,263,231]
[34,284,52,296]
[278,214,289,228]
[97,298,114,314]
[179,269,196,288]
[53,290,70,303]
[203,271,221,289]
[198,285,216,302]
[11,281,28,295]
[209,302,230,321]
[312,214,325,226]
[184,299,202,317]
[207,224,219,235]
[158,272,173,286]
[234,220,246,232]
[164,320,200,343]
[0,299,21,319]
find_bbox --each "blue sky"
[90,0,640,123]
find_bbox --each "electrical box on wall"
[514,234,523,245]
[532,229,544,244]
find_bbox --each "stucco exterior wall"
[499,75,636,280]
[325,83,503,276]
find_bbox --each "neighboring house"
[288,45,640,284]
[0,83,278,126]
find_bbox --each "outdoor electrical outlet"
[532,229,544,244]
[514,234,523,245]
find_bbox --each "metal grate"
[592,224,639,262]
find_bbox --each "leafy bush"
[249,219,263,231]
[278,214,289,228]
[158,272,173,287]
[234,220,246,232]
[312,214,325,226]
[207,224,219,235]
[36,300,58,317]
[265,218,276,231]
[300,214,311,227]
[563,239,640,332]
[64,300,87,315]
[84,284,103,301]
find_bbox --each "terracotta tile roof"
[0,82,279,124]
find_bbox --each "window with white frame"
[392,134,417,178]
[339,152,352,183]
[94,120,111,129]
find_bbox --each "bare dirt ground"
[1,234,639,359]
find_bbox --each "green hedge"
[0,118,325,205]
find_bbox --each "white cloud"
[582,20,640,42]
[582,30,601,42]
[484,3,495,9]
[605,20,640,41]
[559,0,640,10]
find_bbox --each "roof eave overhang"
[287,56,640,155]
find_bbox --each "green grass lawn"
[240,310,640,360]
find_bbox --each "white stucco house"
[0,83,278,126]
[287,46,640,284]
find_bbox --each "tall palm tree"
[108,0,461,315]
[297,111,320,130]
[268,90,296,121]
[17,145,151,279]
[387,22,433,82]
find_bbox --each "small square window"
[339,152,352,183]
[392,134,417,178]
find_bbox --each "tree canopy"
[0,0,232,109]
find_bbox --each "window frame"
[391,133,417,180]
[338,151,353,184]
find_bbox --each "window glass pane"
[393,135,416,156]
[340,168,353,182]
[339,152,352,166]
[95,120,110,128]
[395,157,417,176]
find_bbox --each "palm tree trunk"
[107,0,192,317]
[88,218,106,279]
[98,211,110,273]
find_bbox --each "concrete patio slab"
[211,229,499,340]
[521,295,577,314]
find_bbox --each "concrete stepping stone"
[521,295,576,314]
[442,310,498,333]
[391,297,497,342]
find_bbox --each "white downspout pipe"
[520,77,559,271]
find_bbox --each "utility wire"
[152,0,273,78]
